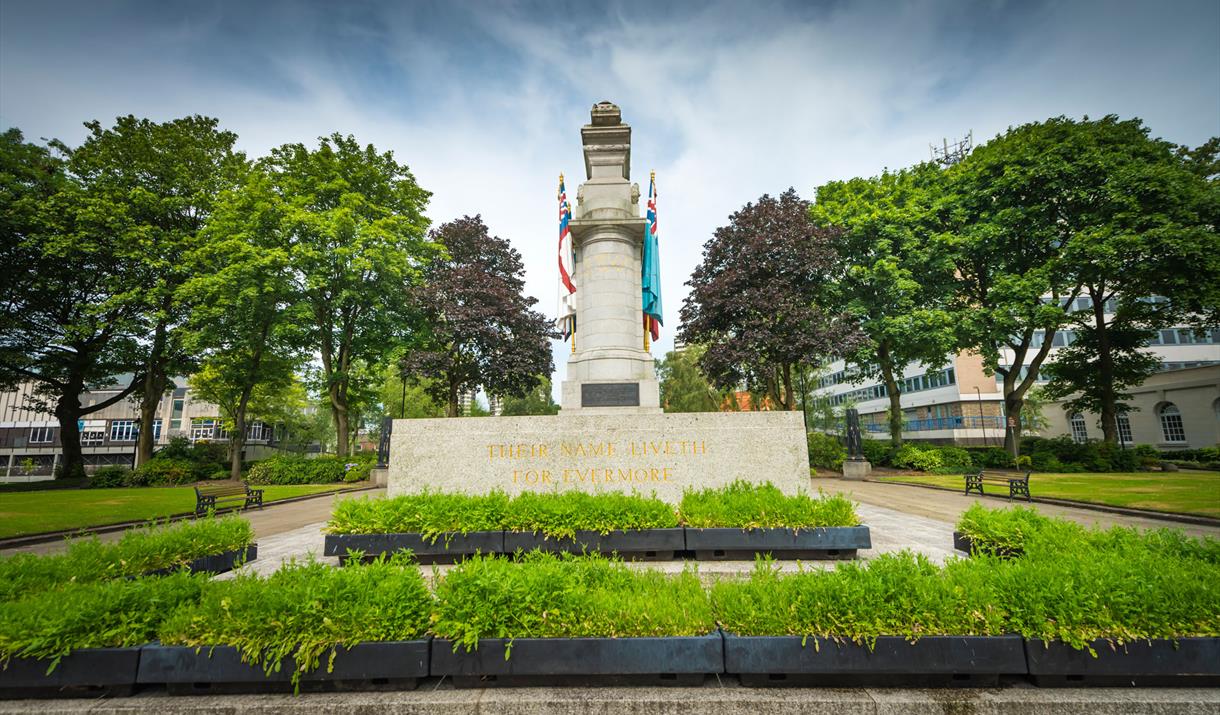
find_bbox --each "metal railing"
[861,415,1005,433]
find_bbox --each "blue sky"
[2,0,1218,399]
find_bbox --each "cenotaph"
[387,102,810,503]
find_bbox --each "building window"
[29,426,54,444]
[110,420,136,442]
[1069,413,1089,443]
[1158,403,1186,443]
[81,429,105,445]
[1117,412,1133,445]
[152,419,162,441]
[190,418,216,441]
[170,398,185,430]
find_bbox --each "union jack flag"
[556,174,577,340]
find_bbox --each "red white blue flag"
[556,174,577,340]
[641,172,662,341]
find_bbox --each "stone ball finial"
[591,101,622,126]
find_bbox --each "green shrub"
[955,504,1054,555]
[128,458,197,486]
[431,552,714,651]
[1133,444,1161,468]
[326,492,511,539]
[247,455,347,485]
[0,517,254,602]
[157,555,431,690]
[678,480,859,528]
[88,466,130,488]
[965,447,1014,469]
[860,438,893,466]
[503,491,678,538]
[713,552,1009,641]
[806,432,845,470]
[0,571,206,665]
[893,444,972,474]
[152,437,228,481]
[1016,455,1032,469]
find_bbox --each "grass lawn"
[878,471,1220,518]
[0,484,358,538]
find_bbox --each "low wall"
[388,411,810,503]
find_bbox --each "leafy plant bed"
[323,532,503,564]
[684,526,871,560]
[430,634,723,687]
[1024,638,1220,687]
[137,640,430,694]
[143,545,258,576]
[723,635,1026,687]
[951,531,1021,558]
[0,647,141,699]
[679,481,860,530]
[502,528,684,561]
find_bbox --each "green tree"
[1045,121,1220,443]
[399,216,555,417]
[500,376,560,416]
[266,133,435,454]
[656,345,724,412]
[811,164,956,447]
[59,116,243,467]
[939,120,1087,457]
[679,189,864,410]
[178,165,307,478]
[0,129,145,478]
[379,364,446,419]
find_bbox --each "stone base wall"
[387,411,811,503]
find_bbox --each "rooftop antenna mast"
[930,130,973,166]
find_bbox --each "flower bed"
[325,484,865,562]
[430,552,719,686]
[150,555,432,693]
[0,517,255,602]
[0,572,205,698]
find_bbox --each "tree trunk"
[876,343,903,448]
[54,381,85,480]
[447,376,460,418]
[136,371,167,467]
[135,323,169,467]
[330,383,350,456]
[781,363,795,411]
[231,390,252,480]
[1003,392,1024,458]
[1092,288,1118,444]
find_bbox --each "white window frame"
[190,419,216,441]
[152,419,162,441]
[1069,413,1089,443]
[1116,412,1133,445]
[109,420,136,442]
[81,429,106,445]
[28,426,54,444]
[1158,404,1187,444]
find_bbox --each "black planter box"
[684,526,871,560]
[1025,637,1220,687]
[143,545,258,577]
[0,647,140,699]
[137,640,430,694]
[952,532,1021,558]
[431,633,723,687]
[503,528,684,561]
[724,634,1026,687]
[324,532,503,564]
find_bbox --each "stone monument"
[560,101,661,415]
[387,102,811,503]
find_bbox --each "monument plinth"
[560,101,660,415]
[387,102,810,503]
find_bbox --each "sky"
[2,0,1218,402]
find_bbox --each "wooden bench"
[964,469,1032,501]
[194,482,264,517]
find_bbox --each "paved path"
[829,478,1220,538]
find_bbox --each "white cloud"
[2,0,1216,402]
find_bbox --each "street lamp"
[975,386,987,446]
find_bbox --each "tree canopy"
[679,188,864,410]
[400,215,555,416]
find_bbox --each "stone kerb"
[387,411,810,503]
